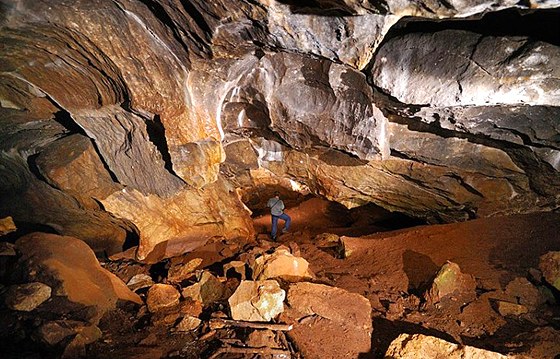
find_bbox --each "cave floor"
[86,197,560,358]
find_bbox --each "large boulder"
[385,333,510,358]
[251,246,313,282]
[280,282,372,358]
[15,233,142,323]
[228,280,285,322]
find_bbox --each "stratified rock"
[167,258,203,284]
[539,251,560,291]
[1,153,134,255]
[252,246,313,282]
[175,315,202,332]
[102,178,254,262]
[424,261,477,305]
[126,274,154,292]
[280,282,372,358]
[146,284,180,313]
[385,333,509,358]
[4,282,52,311]
[181,271,225,307]
[0,216,16,236]
[228,280,285,322]
[35,134,122,201]
[372,30,560,107]
[15,233,142,323]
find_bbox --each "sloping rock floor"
[1,197,559,358]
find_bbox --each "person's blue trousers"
[271,213,291,239]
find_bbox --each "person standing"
[267,191,291,241]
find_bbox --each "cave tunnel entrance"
[241,185,425,239]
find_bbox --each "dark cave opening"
[390,8,560,46]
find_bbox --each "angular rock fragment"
[223,260,247,280]
[146,284,180,313]
[181,271,224,307]
[126,274,154,292]
[35,320,86,346]
[228,280,285,322]
[280,282,372,358]
[496,300,529,317]
[424,261,477,305]
[167,258,203,284]
[0,216,16,236]
[4,282,51,311]
[385,333,509,358]
[539,251,560,291]
[175,315,202,332]
[252,246,313,282]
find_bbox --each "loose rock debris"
[1,212,560,358]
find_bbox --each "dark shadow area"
[0,222,57,243]
[364,317,458,358]
[402,249,439,295]
[122,229,140,252]
[53,110,87,136]
[145,114,175,174]
[275,0,358,16]
[390,8,560,46]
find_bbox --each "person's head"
[274,191,280,198]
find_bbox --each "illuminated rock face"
[1,0,559,256]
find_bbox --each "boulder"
[15,233,141,323]
[4,282,52,311]
[280,282,372,358]
[424,261,477,305]
[167,258,203,284]
[385,333,510,358]
[539,251,560,291]
[61,324,102,359]
[228,280,285,322]
[146,284,180,313]
[181,271,225,307]
[0,216,16,236]
[252,246,313,282]
[504,277,545,309]
[35,320,85,346]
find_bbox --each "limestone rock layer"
[1,0,559,256]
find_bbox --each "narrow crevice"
[145,114,175,174]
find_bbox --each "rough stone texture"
[126,274,154,292]
[15,233,142,323]
[385,333,510,358]
[175,315,202,332]
[252,246,313,281]
[424,261,477,305]
[181,271,225,307]
[146,284,180,313]
[228,280,285,322]
[539,251,560,291]
[280,282,373,359]
[167,258,203,284]
[0,0,559,246]
[373,30,560,107]
[35,134,122,201]
[102,178,254,261]
[4,282,52,311]
[0,216,16,236]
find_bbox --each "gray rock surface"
[4,282,52,312]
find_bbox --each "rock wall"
[1,0,559,256]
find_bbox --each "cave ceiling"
[0,0,559,260]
